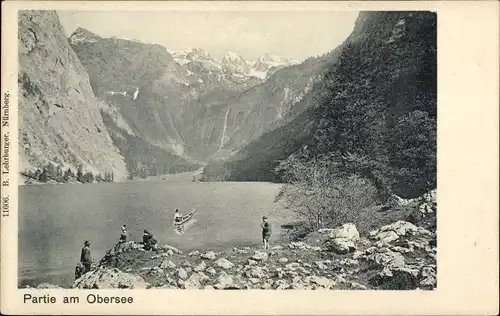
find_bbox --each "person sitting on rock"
[143,229,157,251]
[80,240,93,273]
[74,262,84,280]
[261,216,272,250]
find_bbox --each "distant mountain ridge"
[68,26,327,172]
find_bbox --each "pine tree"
[39,167,48,182]
[62,168,71,183]
[77,166,84,183]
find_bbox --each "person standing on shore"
[80,240,92,273]
[261,216,272,250]
[120,225,128,243]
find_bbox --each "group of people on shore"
[74,225,160,279]
[74,212,273,280]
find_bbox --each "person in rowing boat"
[174,209,183,224]
[174,209,185,234]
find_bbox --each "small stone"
[285,262,301,271]
[184,273,201,289]
[315,261,328,270]
[215,258,234,270]
[251,251,269,262]
[261,283,272,289]
[205,267,216,276]
[196,271,210,282]
[249,278,260,284]
[201,251,216,260]
[350,282,368,290]
[194,261,207,272]
[176,268,188,280]
[244,266,266,278]
[278,257,289,264]
[310,275,336,288]
[188,250,200,256]
[217,273,233,285]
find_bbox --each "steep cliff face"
[202,11,437,198]
[18,10,128,180]
[69,29,188,154]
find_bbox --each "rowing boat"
[174,209,196,226]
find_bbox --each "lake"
[18,177,291,287]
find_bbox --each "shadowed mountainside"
[202,11,437,199]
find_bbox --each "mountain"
[69,31,263,170]
[67,23,338,176]
[18,10,128,180]
[214,50,341,154]
[221,51,250,74]
[202,11,437,199]
[253,53,297,77]
[69,27,310,166]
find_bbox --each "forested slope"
[202,11,437,199]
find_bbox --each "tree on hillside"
[38,168,48,182]
[77,165,84,183]
[389,110,436,196]
[62,168,72,183]
[84,172,94,183]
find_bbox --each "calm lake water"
[18,177,290,287]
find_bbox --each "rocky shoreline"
[30,191,436,291]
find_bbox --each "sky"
[57,11,359,62]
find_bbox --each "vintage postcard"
[1,0,498,315]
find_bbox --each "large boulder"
[73,267,149,289]
[327,223,360,254]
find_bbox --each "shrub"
[275,156,379,231]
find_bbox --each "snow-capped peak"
[223,51,243,62]
[253,53,297,72]
[221,51,249,74]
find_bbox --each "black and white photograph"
[16,9,439,291]
[2,2,499,314]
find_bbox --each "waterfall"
[218,106,230,150]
